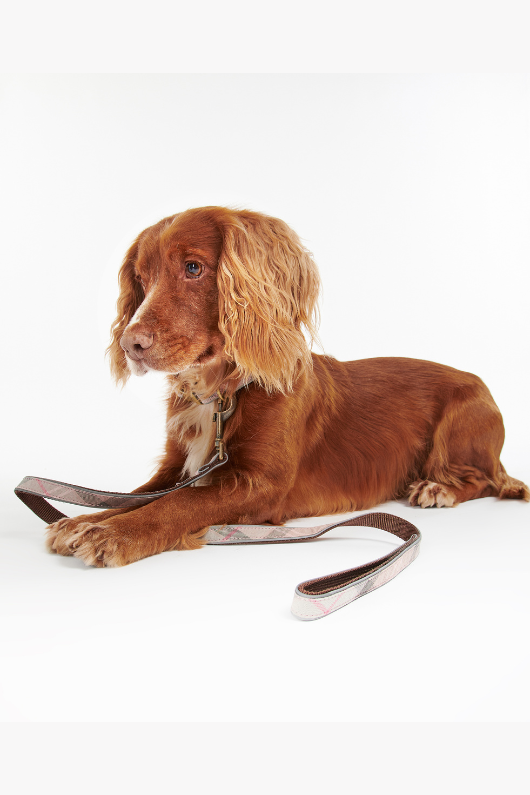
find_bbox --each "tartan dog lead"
[15,389,420,621]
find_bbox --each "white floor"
[2,464,529,723]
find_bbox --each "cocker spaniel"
[46,206,529,567]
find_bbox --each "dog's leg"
[46,457,187,556]
[408,472,495,508]
[408,382,529,508]
[45,474,282,567]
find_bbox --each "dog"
[46,206,529,567]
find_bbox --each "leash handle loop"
[205,512,420,620]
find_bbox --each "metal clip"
[212,394,236,461]
[214,396,225,460]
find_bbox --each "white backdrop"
[1,74,529,723]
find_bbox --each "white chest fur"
[166,398,216,479]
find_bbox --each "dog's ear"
[107,237,144,386]
[217,212,321,393]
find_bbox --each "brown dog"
[46,207,529,567]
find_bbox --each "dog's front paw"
[46,518,130,567]
[46,517,82,556]
[408,480,457,508]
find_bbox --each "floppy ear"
[107,237,144,386]
[217,212,321,394]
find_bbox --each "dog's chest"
[167,401,216,478]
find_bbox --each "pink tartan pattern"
[204,523,334,543]
[15,456,227,512]
[17,476,151,509]
[205,521,421,621]
[291,542,420,620]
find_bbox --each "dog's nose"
[120,327,154,360]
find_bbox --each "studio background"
[1,74,529,722]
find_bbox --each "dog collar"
[191,376,254,406]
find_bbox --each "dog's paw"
[46,518,128,567]
[46,517,81,556]
[408,480,457,508]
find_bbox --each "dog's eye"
[185,261,203,279]
[135,273,145,289]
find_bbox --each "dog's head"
[108,207,321,394]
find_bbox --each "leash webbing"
[14,460,420,620]
[14,453,229,522]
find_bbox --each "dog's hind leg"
[408,379,529,508]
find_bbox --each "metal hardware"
[213,394,235,461]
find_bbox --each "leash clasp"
[213,393,235,461]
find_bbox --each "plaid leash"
[15,461,420,620]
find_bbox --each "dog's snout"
[120,327,154,360]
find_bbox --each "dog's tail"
[496,464,530,501]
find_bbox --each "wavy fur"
[215,211,321,393]
[107,236,144,386]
